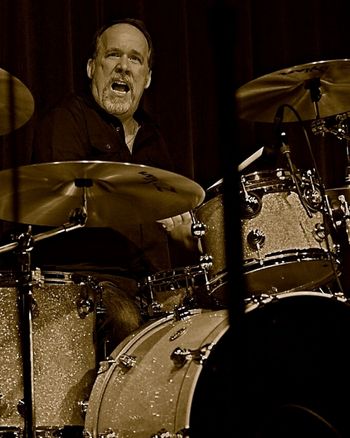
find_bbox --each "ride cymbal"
[0,161,205,228]
[235,59,350,122]
[0,68,34,135]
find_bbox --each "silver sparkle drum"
[0,271,97,436]
[195,169,340,299]
[83,308,229,438]
[138,265,209,317]
[84,291,350,438]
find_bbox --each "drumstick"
[206,146,264,191]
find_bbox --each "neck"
[123,118,140,153]
[122,117,138,137]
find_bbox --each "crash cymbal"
[0,68,34,135]
[235,59,350,123]
[0,161,205,228]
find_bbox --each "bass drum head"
[190,291,350,437]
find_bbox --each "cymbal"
[0,68,34,135]
[0,161,205,228]
[235,59,350,122]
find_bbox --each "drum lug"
[241,191,262,219]
[173,305,192,321]
[78,398,89,416]
[191,221,206,237]
[76,284,95,318]
[118,353,137,369]
[313,222,325,241]
[77,297,94,318]
[171,343,213,368]
[199,254,213,270]
[247,229,265,262]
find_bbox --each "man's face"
[87,23,152,120]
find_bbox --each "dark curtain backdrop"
[2,0,350,182]
[3,0,350,183]
[2,0,350,270]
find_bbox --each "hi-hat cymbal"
[0,161,205,228]
[235,59,350,123]
[0,68,34,135]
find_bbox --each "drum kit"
[2,59,350,437]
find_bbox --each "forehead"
[98,23,150,55]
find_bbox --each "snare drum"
[84,291,350,437]
[0,270,97,436]
[138,265,208,317]
[195,169,340,299]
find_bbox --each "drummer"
[29,18,199,352]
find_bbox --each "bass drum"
[84,291,350,438]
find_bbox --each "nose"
[116,54,129,72]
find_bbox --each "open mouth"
[111,81,130,94]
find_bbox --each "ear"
[87,58,95,79]
[145,70,152,89]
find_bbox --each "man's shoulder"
[38,93,99,127]
[49,92,91,113]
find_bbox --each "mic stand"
[0,207,87,438]
[279,131,313,218]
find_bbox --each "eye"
[129,54,142,64]
[106,50,121,58]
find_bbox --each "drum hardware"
[338,194,350,244]
[118,354,137,370]
[97,358,117,375]
[138,264,209,319]
[171,343,213,368]
[172,305,194,321]
[326,188,350,244]
[78,400,90,416]
[240,176,262,218]
[311,111,350,142]
[276,110,316,219]
[247,229,265,260]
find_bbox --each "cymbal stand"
[0,207,87,438]
[15,227,36,438]
[304,77,322,120]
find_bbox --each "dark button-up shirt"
[30,92,175,279]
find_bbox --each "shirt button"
[105,144,112,150]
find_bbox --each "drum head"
[190,292,350,437]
